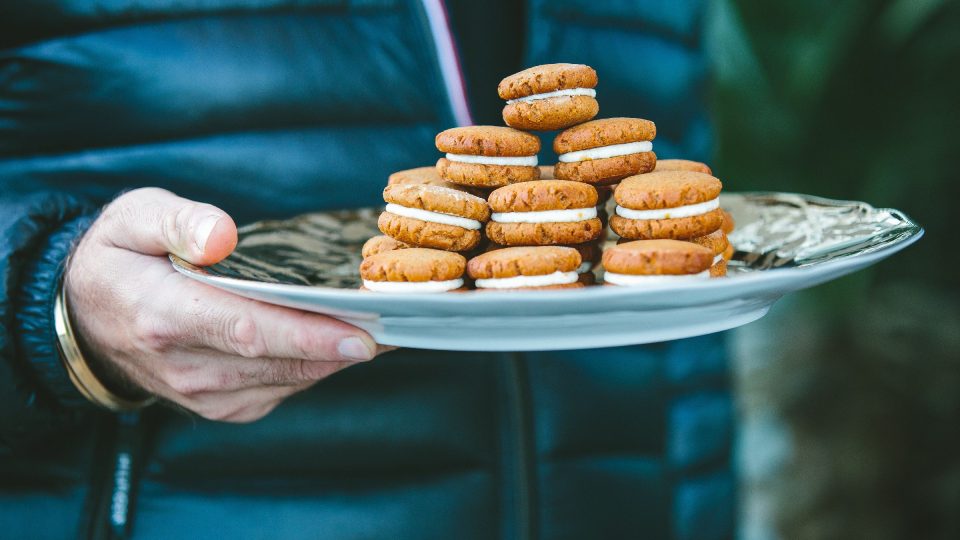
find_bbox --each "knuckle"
[99,199,135,236]
[131,314,174,353]
[290,326,321,359]
[102,189,167,225]
[290,324,332,360]
[161,203,196,250]
[160,364,226,396]
[164,370,207,396]
[225,314,265,358]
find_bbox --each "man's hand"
[65,188,388,422]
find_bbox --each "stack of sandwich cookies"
[360,248,467,293]
[359,62,738,293]
[435,126,540,187]
[486,180,602,246]
[655,159,735,261]
[498,63,599,131]
[610,170,724,240]
[602,240,714,286]
[378,184,490,252]
[553,118,657,185]
[689,229,729,277]
[468,246,585,290]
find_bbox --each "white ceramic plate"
[171,192,922,351]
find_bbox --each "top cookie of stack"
[498,63,599,131]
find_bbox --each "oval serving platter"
[171,192,922,351]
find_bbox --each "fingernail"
[337,337,376,361]
[194,215,222,254]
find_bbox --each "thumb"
[99,188,238,265]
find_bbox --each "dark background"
[709,1,959,538]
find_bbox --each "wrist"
[55,276,156,411]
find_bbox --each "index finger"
[158,277,380,362]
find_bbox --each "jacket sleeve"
[0,190,104,454]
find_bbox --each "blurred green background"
[707,1,959,538]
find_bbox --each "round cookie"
[553,118,657,185]
[483,240,599,274]
[499,63,599,131]
[655,159,713,175]
[359,248,466,293]
[689,229,730,277]
[539,165,556,180]
[379,184,490,252]
[435,126,540,188]
[467,246,584,290]
[602,240,713,286]
[362,235,410,259]
[387,166,483,196]
[610,170,724,240]
[486,180,603,246]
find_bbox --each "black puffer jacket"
[0,1,733,538]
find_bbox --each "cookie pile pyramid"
[359,63,733,293]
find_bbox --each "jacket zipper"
[502,353,535,540]
[86,412,143,540]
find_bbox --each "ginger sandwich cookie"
[468,246,584,291]
[486,180,603,246]
[435,126,540,188]
[359,248,467,293]
[553,118,657,185]
[602,240,714,286]
[378,184,490,252]
[498,63,599,131]
[610,170,724,240]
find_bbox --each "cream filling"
[506,88,596,104]
[363,278,463,293]
[445,153,538,166]
[614,198,720,220]
[491,207,597,224]
[713,254,724,266]
[385,203,481,230]
[603,270,711,286]
[558,141,652,163]
[475,271,578,289]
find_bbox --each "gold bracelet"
[54,281,156,411]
